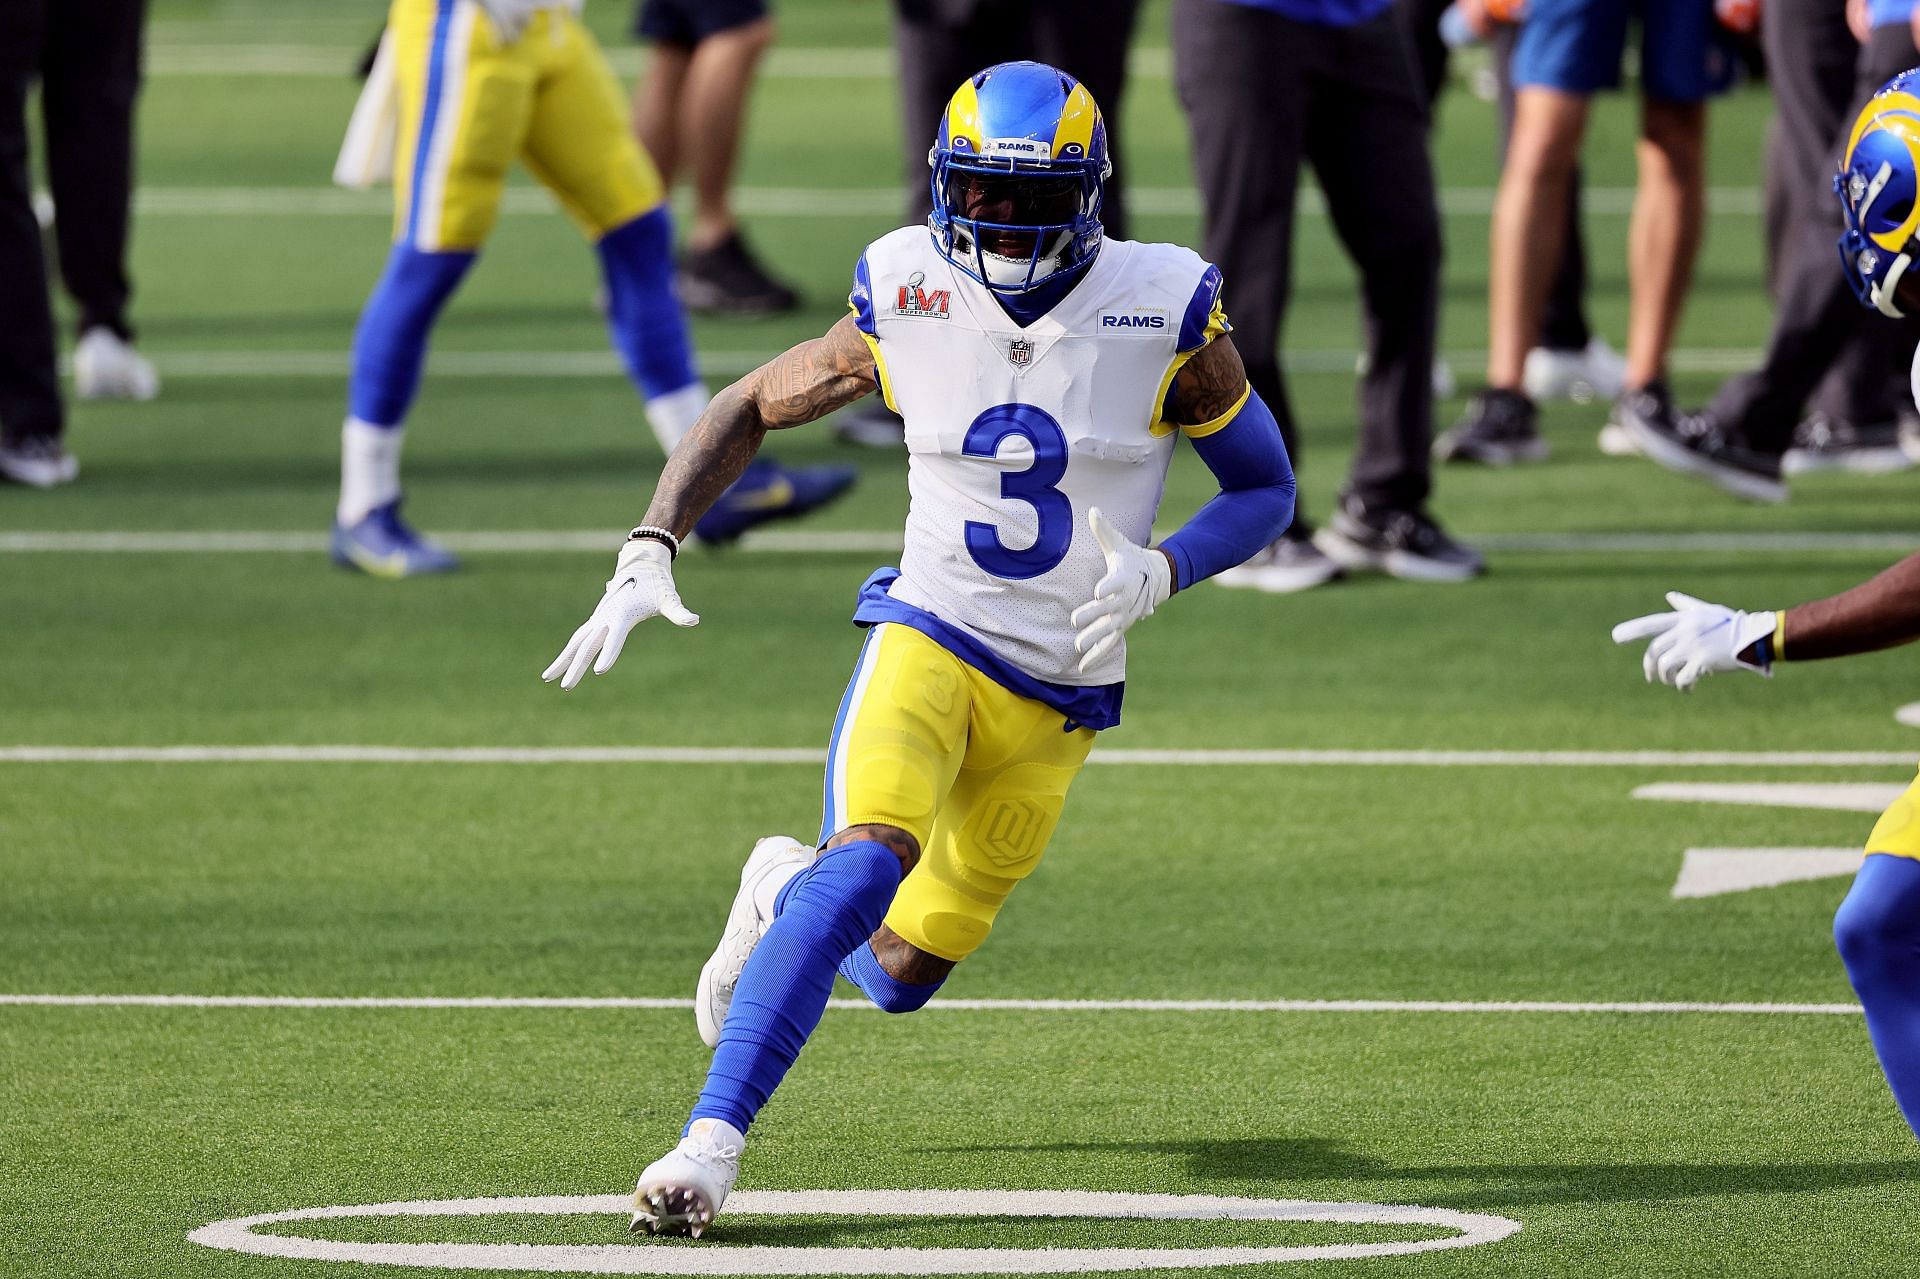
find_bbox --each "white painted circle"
[189,1189,1522,1274]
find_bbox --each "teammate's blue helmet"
[1837,70,1920,318]
[928,61,1112,294]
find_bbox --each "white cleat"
[0,436,79,488]
[631,1118,744,1237]
[72,327,160,402]
[696,835,815,1049]
[1523,337,1625,405]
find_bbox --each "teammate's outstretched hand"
[543,539,699,691]
[1610,591,1774,691]
[1071,507,1172,673]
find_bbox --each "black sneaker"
[678,232,800,316]
[1213,521,1344,594]
[1616,385,1786,503]
[1433,388,1547,465]
[1782,412,1911,476]
[1316,493,1485,583]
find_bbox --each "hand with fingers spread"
[1070,507,1174,674]
[1611,591,1777,691]
[543,538,699,691]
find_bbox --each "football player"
[1609,74,1920,1143]
[331,0,853,577]
[541,62,1299,1230]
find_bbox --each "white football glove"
[475,0,572,44]
[1070,507,1173,673]
[542,539,698,691]
[1610,591,1776,691]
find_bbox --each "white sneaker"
[696,835,815,1049]
[631,1117,744,1237]
[1523,337,1625,405]
[0,436,79,488]
[1596,421,1641,457]
[72,327,159,401]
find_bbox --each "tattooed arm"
[642,313,877,539]
[1155,335,1296,591]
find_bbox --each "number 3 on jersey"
[961,404,1072,580]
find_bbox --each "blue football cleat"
[330,499,460,577]
[693,458,857,545]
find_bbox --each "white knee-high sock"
[338,416,404,525]
[645,382,711,456]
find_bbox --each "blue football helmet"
[1837,70,1920,317]
[928,61,1111,294]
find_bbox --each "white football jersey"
[855,226,1224,687]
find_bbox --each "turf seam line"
[0,994,1863,1014]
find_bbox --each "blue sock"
[598,207,699,399]
[838,940,944,1013]
[348,245,476,426]
[1835,852,1920,1140]
[689,840,902,1134]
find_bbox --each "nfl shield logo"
[1008,338,1033,367]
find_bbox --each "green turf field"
[5,1,1920,1275]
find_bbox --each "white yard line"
[113,184,1762,218]
[0,993,1862,1014]
[0,746,1912,766]
[0,529,1913,556]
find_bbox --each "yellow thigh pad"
[387,1,663,251]
[1866,768,1920,861]
[820,623,1094,964]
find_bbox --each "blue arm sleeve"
[1158,389,1296,591]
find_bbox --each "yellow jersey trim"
[856,327,898,414]
[1179,382,1252,440]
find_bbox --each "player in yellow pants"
[332,0,852,577]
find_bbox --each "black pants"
[1709,22,1920,453]
[1762,0,1903,425]
[891,0,1141,239]
[1176,0,1441,512]
[1400,0,1590,352]
[0,0,145,446]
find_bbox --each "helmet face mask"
[1835,82,1920,318]
[927,62,1112,295]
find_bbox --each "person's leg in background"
[1174,0,1340,594]
[333,0,527,576]
[893,0,1020,229]
[40,0,158,403]
[1626,15,1920,501]
[527,7,854,544]
[0,0,75,487]
[631,0,797,315]
[1490,17,1622,409]
[1308,7,1483,582]
[1031,0,1141,241]
[1437,0,1611,467]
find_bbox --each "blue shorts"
[1511,0,1732,104]
[635,0,767,45]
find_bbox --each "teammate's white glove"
[475,0,568,44]
[1070,507,1173,673]
[542,539,698,691]
[1610,591,1777,691]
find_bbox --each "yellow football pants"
[387,0,665,251]
[1866,767,1920,860]
[821,624,1097,962]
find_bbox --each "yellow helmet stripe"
[946,77,983,152]
[1847,90,1920,167]
[1051,81,1098,158]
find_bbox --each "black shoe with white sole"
[678,232,800,316]
[1213,521,1344,594]
[1316,494,1484,583]
[1433,388,1546,465]
[1617,388,1786,503]
[1782,413,1911,476]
